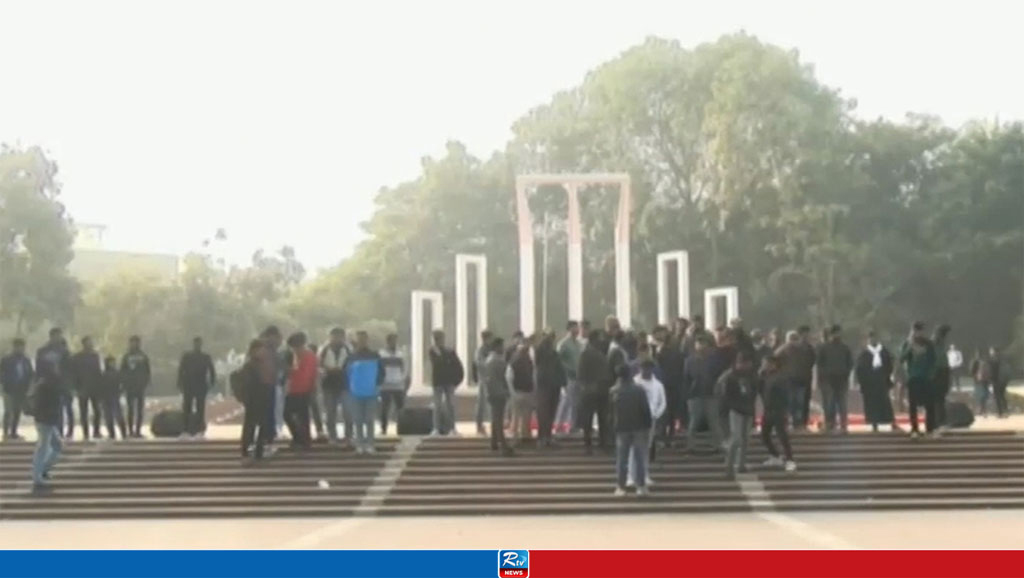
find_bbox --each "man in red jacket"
[285,332,317,449]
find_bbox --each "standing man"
[36,329,72,438]
[630,359,665,487]
[990,347,1010,418]
[947,343,964,392]
[100,355,128,439]
[535,331,566,448]
[319,328,352,445]
[816,325,854,434]
[284,332,317,449]
[177,337,215,439]
[683,334,724,454]
[343,330,383,454]
[429,330,464,436]
[759,354,797,472]
[931,325,953,428]
[555,321,582,436]
[241,331,278,463]
[121,335,152,439]
[379,333,410,436]
[901,322,938,438]
[508,335,536,445]
[719,351,758,480]
[482,337,514,455]
[472,330,493,436]
[611,364,652,497]
[2,338,34,441]
[653,325,685,449]
[785,326,816,430]
[70,337,104,441]
[855,331,897,432]
[577,330,611,455]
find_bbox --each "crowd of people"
[1,314,1014,495]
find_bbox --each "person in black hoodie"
[1,338,34,441]
[36,329,72,438]
[428,330,464,436]
[683,334,725,453]
[29,360,64,493]
[759,354,796,472]
[534,332,566,448]
[70,337,104,441]
[816,325,854,434]
[611,363,653,497]
[100,356,128,439]
[577,330,611,454]
[177,337,216,438]
[120,335,152,439]
[719,350,758,479]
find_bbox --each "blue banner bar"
[2,550,500,578]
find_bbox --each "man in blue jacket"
[343,331,384,454]
[2,338,34,441]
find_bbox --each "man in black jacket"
[611,364,653,497]
[816,325,854,433]
[535,332,566,447]
[2,338,34,441]
[719,351,758,479]
[577,330,611,454]
[178,337,216,438]
[121,335,152,438]
[30,361,64,493]
[653,326,685,448]
[428,330,464,436]
[36,328,72,438]
[683,334,724,453]
[71,337,104,441]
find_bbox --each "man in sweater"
[555,321,582,436]
[611,364,653,497]
[177,337,215,438]
[719,351,758,479]
[816,325,854,434]
[482,338,514,455]
[1,338,34,441]
[70,337,104,441]
[379,333,409,435]
[577,330,611,454]
[901,322,939,438]
[284,332,317,449]
[343,330,384,454]
[319,328,352,444]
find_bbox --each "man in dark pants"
[577,330,611,454]
[534,332,566,448]
[787,326,816,430]
[653,326,685,448]
[178,337,216,438]
[816,325,854,434]
[482,338,513,455]
[70,337,104,441]
[1,338,34,441]
[901,322,938,438]
[241,331,279,463]
[120,335,152,438]
[931,325,952,428]
[36,329,72,438]
[759,354,797,472]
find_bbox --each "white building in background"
[70,223,180,284]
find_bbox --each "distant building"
[70,224,180,284]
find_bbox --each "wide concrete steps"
[0,432,1021,519]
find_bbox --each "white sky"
[2,0,1022,273]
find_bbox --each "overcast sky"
[2,0,1021,273]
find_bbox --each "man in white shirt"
[629,359,666,487]
[947,344,964,392]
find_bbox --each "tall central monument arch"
[515,173,632,335]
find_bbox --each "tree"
[0,146,80,335]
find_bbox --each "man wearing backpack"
[2,338,34,441]
[428,330,464,436]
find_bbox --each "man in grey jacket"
[482,338,514,456]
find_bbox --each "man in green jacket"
[900,322,938,438]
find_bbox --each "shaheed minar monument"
[409,173,739,388]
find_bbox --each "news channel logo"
[497,550,530,578]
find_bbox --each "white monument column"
[615,179,632,328]
[704,286,739,331]
[657,251,690,325]
[566,183,584,323]
[516,182,536,336]
[455,254,488,386]
[410,290,444,387]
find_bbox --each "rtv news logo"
[498,550,529,578]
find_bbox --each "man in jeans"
[319,328,352,445]
[683,334,724,453]
[30,358,64,493]
[344,331,383,454]
[719,351,758,479]
[379,333,410,435]
[482,337,514,456]
[1,338,34,441]
[611,364,652,497]
[472,330,493,436]
[428,330,464,436]
[815,325,854,434]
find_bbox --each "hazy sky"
[2,0,1021,273]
